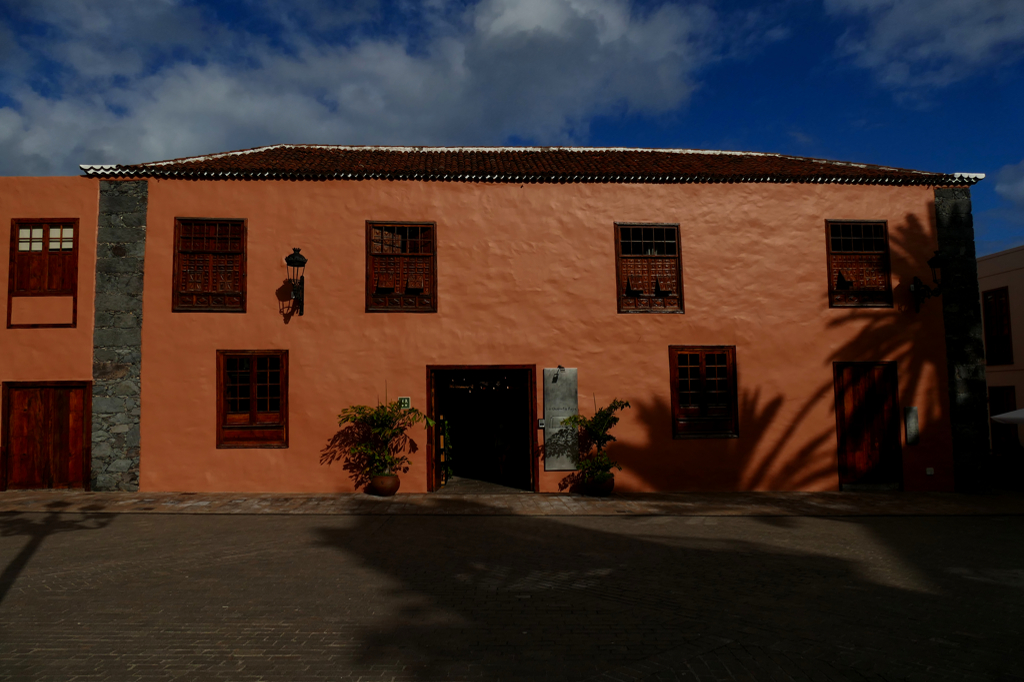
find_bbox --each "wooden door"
[1,382,91,490]
[833,363,902,487]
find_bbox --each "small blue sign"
[397,397,411,410]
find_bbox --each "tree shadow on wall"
[0,500,115,605]
[613,210,952,492]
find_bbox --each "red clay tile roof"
[80,145,984,185]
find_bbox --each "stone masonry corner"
[91,180,147,491]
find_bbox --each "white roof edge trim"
[953,172,986,179]
[79,164,119,170]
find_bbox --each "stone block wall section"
[934,187,989,492]
[91,180,147,491]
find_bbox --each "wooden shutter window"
[669,345,738,438]
[7,219,80,328]
[616,224,683,313]
[216,350,288,448]
[826,221,893,308]
[366,222,437,312]
[173,219,246,312]
[983,287,1014,366]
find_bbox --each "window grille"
[173,219,246,312]
[616,224,683,313]
[366,222,437,312]
[826,221,893,307]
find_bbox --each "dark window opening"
[983,286,1014,366]
[217,350,287,448]
[670,345,738,438]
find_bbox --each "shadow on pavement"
[0,500,114,605]
[312,500,1024,681]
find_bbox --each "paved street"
[1,496,1023,681]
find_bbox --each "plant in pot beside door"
[320,400,434,496]
[556,399,631,496]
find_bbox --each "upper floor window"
[7,219,79,328]
[669,345,738,438]
[366,222,437,312]
[826,221,893,308]
[216,350,288,448]
[983,286,1013,366]
[173,219,246,312]
[615,223,683,313]
[8,219,78,296]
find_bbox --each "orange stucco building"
[0,146,990,493]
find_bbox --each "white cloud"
[824,0,1024,89]
[996,160,1024,209]
[0,0,782,175]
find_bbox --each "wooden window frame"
[216,350,288,449]
[172,218,247,313]
[365,221,438,313]
[615,222,684,314]
[669,345,739,439]
[982,286,1014,366]
[7,218,80,329]
[825,220,893,308]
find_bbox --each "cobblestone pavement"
[1,495,1023,681]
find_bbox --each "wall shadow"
[275,280,297,324]
[0,500,114,605]
[611,208,955,492]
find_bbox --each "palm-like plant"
[552,399,630,490]
[321,400,434,487]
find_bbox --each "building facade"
[0,146,988,493]
[978,245,1024,482]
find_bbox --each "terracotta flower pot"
[368,474,401,497]
[582,476,615,497]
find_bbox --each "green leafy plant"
[320,400,434,488]
[549,399,630,491]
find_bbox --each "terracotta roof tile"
[80,145,984,186]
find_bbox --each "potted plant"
[553,399,630,496]
[320,399,434,496]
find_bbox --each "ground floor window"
[216,350,288,448]
[669,345,738,438]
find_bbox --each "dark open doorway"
[426,366,537,492]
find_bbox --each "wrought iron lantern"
[285,248,307,316]
[910,250,945,312]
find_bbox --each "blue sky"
[0,0,1022,254]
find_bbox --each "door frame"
[1,381,93,491]
[425,365,538,492]
[832,362,902,490]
